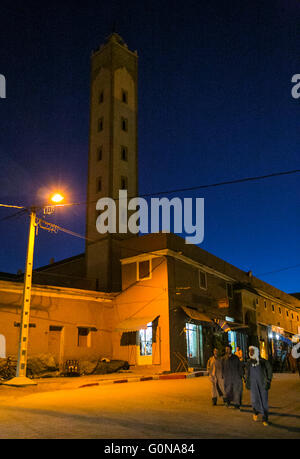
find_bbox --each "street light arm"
[0,203,25,209]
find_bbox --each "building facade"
[1,34,299,374]
[0,279,115,367]
[111,233,300,372]
[1,233,299,373]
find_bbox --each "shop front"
[185,322,204,368]
[115,315,160,367]
[181,306,216,369]
[214,317,249,360]
[227,330,248,358]
[181,307,250,368]
[257,323,268,360]
[267,325,294,372]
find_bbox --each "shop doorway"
[137,322,153,365]
[228,330,248,360]
[186,323,204,368]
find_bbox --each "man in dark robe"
[222,344,243,409]
[244,346,273,426]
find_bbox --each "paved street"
[0,373,299,439]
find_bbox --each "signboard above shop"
[271,325,284,335]
[218,298,229,309]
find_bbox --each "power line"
[2,200,300,277]
[4,208,300,285]
[38,214,171,260]
[256,264,300,277]
[63,167,300,212]
[0,205,171,260]
[131,168,300,198]
[38,217,93,242]
[1,168,300,215]
[19,213,300,285]
[0,209,28,223]
[1,169,300,282]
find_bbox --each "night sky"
[0,0,299,293]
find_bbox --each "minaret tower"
[86,33,138,291]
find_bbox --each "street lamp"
[3,194,64,387]
[50,193,64,204]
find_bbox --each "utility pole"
[3,197,64,387]
[3,209,38,386]
[1,193,69,387]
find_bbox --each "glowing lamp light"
[51,193,64,203]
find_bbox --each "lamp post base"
[1,376,37,387]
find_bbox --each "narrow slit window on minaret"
[121,117,128,132]
[97,146,103,161]
[96,177,102,193]
[98,117,104,132]
[122,89,128,104]
[121,176,128,190]
[99,90,104,103]
[121,145,128,161]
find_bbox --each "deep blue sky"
[0,0,299,293]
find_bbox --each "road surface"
[0,373,299,439]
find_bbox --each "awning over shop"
[279,335,293,344]
[269,331,293,344]
[115,316,157,332]
[214,318,248,332]
[268,326,295,344]
[271,325,284,335]
[181,306,213,323]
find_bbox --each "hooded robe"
[222,353,243,406]
[207,355,225,399]
[245,346,272,420]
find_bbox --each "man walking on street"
[244,346,273,426]
[235,346,244,406]
[222,344,243,409]
[207,348,225,406]
[235,346,243,361]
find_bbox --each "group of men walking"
[207,344,273,426]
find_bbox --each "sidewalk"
[0,369,208,398]
[77,369,208,388]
